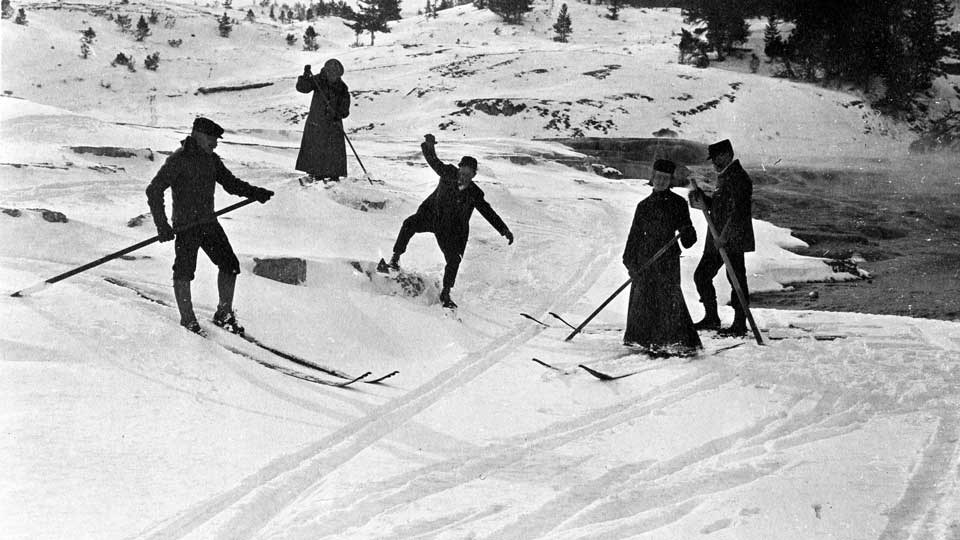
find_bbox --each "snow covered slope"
[2,2,958,539]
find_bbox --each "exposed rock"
[127,213,151,227]
[2,208,23,217]
[652,128,678,138]
[27,208,68,223]
[70,146,155,161]
[252,257,306,286]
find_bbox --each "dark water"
[556,138,960,321]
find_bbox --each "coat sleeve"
[622,205,642,270]
[677,197,697,249]
[214,156,258,198]
[335,86,351,120]
[145,157,175,229]
[421,142,456,178]
[296,75,315,94]
[474,194,510,236]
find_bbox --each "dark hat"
[192,117,224,139]
[323,58,344,77]
[707,139,733,160]
[459,156,478,170]
[653,159,676,174]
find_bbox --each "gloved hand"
[157,222,175,243]
[688,188,707,210]
[253,187,274,204]
[424,133,436,146]
[504,230,514,245]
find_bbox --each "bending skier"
[388,134,514,308]
[146,117,274,335]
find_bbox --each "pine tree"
[285,33,297,45]
[148,9,160,24]
[218,12,233,37]
[246,8,255,21]
[270,5,276,19]
[115,14,132,33]
[135,15,151,41]
[144,51,160,71]
[303,25,319,50]
[347,0,389,46]
[80,27,96,59]
[1,0,14,19]
[607,0,620,21]
[14,6,26,25]
[682,0,749,61]
[553,3,572,42]
[488,0,533,24]
[379,0,401,21]
[223,0,233,8]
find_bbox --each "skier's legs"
[723,249,749,323]
[199,223,241,279]
[693,247,723,326]
[172,228,203,324]
[392,212,433,257]
[439,240,466,291]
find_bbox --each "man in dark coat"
[623,159,701,355]
[295,58,350,183]
[388,134,515,308]
[689,139,755,336]
[146,117,274,335]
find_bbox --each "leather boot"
[693,299,721,330]
[173,279,198,327]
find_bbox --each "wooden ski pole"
[698,209,764,345]
[565,231,683,342]
[10,198,257,298]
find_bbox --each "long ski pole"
[698,209,764,345]
[10,198,257,298]
[565,231,683,342]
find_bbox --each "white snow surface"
[2,2,959,539]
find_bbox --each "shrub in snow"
[115,14,132,33]
[14,6,27,25]
[79,27,96,59]
[246,8,255,21]
[148,9,160,24]
[223,0,232,8]
[111,52,136,72]
[606,0,620,20]
[168,38,183,47]
[285,33,297,46]
[269,5,275,19]
[163,14,176,28]
[218,12,232,37]
[144,52,160,71]
[552,3,572,42]
[135,15,151,41]
[303,26,319,50]
[2,0,14,19]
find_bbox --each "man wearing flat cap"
[296,58,351,183]
[146,117,275,335]
[622,159,701,355]
[387,134,514,309]
[688,138,755,336]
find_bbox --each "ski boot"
[213,308,245,335]
[439,288,458,309]
[182,320,208,337]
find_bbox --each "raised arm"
[421,135,456,178]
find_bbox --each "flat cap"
[459,156,478,170]
[192,117,224,139]
[707,139,733,159]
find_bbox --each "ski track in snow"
[130,198,623,539]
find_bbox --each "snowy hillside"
[2,1,959,539]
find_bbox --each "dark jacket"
[146,137,259,229]
[699,160,755,253]
[295,73,350,177]
[418,142,509,251]
[623,190,697,271]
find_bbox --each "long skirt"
[295,117,347,178]
[624,257,702,355]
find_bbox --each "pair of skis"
[103,277,398,388]
[532,342,747,381]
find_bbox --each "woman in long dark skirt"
[295,58,351,183]
[622,159,702,356]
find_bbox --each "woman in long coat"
[296,58,351,182]
[622,159,702,356]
